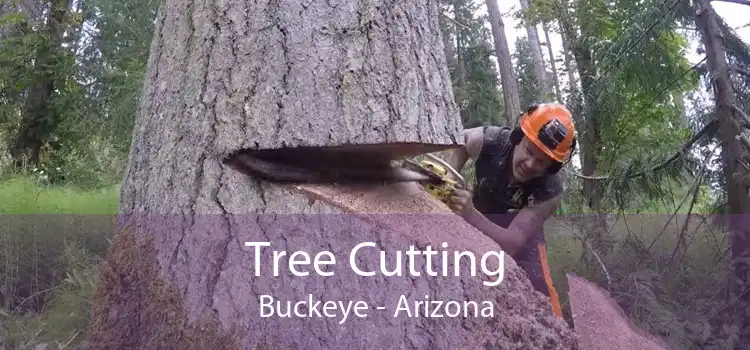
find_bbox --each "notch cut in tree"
[84,0,579,349]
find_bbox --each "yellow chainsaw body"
[416,159,460,204]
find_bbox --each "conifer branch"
[566,119,718,181]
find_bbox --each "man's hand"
[447,188,474,217]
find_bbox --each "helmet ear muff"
[547,135,577,174]
[510,126,523,145]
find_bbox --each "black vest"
[471,126,549,229]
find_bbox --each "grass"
[0,176,119,214]
[0,176,119,349]
[0,174,737,350]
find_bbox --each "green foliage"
[459,44,504,127]
[0,0,159,188]
[83,0,160,154]
[0,16,40,136]
[551,0,701,212]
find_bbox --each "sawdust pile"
[289,182,580,349]
[567,273,670,350]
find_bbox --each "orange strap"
[537,242,563,318]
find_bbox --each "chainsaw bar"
[225,152,438,185]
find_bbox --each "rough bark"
[694,0,750,345]
[519,0,551,101]
[84,0,579,348]
[118,0,465,215]
[485,0,521,125]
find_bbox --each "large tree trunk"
[485,0,521,125]
[83,1,578,348]
[694,0,750,345]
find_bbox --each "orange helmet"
[518,103,576,163]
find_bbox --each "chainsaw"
[401,154,466,203]
[223,147,467,204]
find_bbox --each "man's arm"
[461,195,561,255]
[444,127,484,174]
[454,173,564,255]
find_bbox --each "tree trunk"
[9,0,72,167]
[83,1,578,348]
[438,1,456,74]
[555,0,611,271]
[519,0,550,101]
[485,0,521,125]
[560,30,579,102]
[542,22,563,102]
[694,0,750,345]
[453,0,466,87]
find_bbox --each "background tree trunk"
[83,0,577,348]
[542,23,563,102]
[10,0,73,167]
[694,0,750,345]
[485,0,521,125]
[519,0,551,101]
[560,32,579,102]
[438,1,456,74]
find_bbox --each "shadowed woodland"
[0,0,749,348]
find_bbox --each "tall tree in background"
[7,0,75,167]
[517,0,552,101]
[0,0,159,187]
[485,0,521,125]
[444,0,504,127]
[513,37,541,108]
[82,0,160,154]
[541,23,563,102]
[693,0,750,344]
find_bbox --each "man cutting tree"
[444,102,577,319]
